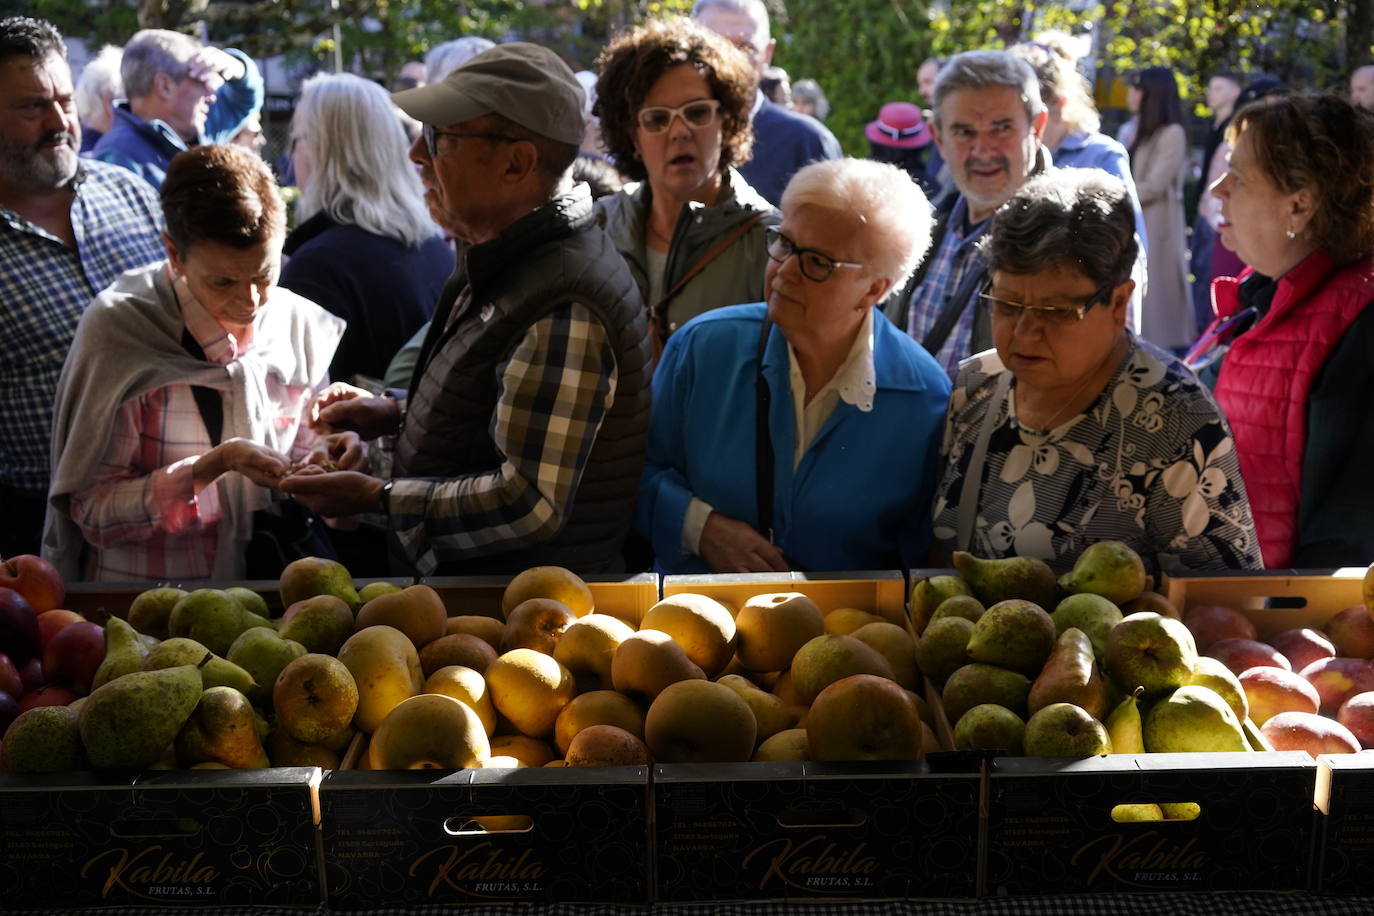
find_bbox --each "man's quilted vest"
[393,188,651,575]
[1211,250,1374,567]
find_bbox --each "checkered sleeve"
[388,303,617,574]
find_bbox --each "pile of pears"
[1,560,375,775]
[913,541,1254,762]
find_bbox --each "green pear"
[1028,628,1109,719]
[931,595,985,625]
[79,665,204,769]
[142,637,257,695]
[227,627,307,706]
[279,556,361,611]
[1186,656,1248,722]
[953,703,1025,754]
[1,706,87,772]
[1051,593,1123,660]
[1143,685,1248,753]
[941,662,1032,723]
[175,686,270,768]
[225,587,271,620]
[92,616,150,690]
[1161,802,1201,820]
[908,575,973,635]
[1113,804,1165,822]
[914,616,975,688]
[358,581,403,603]
[1058,540,1147,605]
[169,588,274,656]
[952,552,1057,609]
[1104,612,1198,696]
[127,586,188,640]
[966,599,1057,676]
[277,595,354,655]
[1023,702,1112,757]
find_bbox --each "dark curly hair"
[162,145,284,254]
[0,16,65,64]
[593,17,756,183]
[1228,93,1374,264]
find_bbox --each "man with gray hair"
[884,49,1048,377]
[281,43,651,576]
[92,28,262,188]
[1351,64,1374,111]
[692,0,839,205]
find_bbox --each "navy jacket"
[738,97,842,206]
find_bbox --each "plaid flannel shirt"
[387,302,616,575]
[904,196,992,378]
[0,160,164,492]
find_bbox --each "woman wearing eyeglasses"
[593,18,778,355]
[930,167,1260,575]
[636,158,950,573]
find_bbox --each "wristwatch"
[378,479,395,516]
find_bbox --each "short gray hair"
[791,78,829,120]
[425,36,495,83]
[781,157,934,288]
[980,167,1138,289]
[691,0,771,42]
[76,44,122,131]
[122,29,198,99]
[932,49,1045,129]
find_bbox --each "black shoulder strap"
[921,260,989,358]
[754,318,774,542]
[180,328,224,447]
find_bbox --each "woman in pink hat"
[865,101,936,196]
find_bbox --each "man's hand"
[698,511,789,573]
[307,382,400,439]
[279,471,386,518]
[299,432,367,473]
[185,47,244,93]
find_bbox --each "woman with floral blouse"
[931,167,1262,576]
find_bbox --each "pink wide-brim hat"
[865,101,932,149]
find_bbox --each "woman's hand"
[307,382,400,439]
[297,432,367,474]
[699,511,789,573]
[194,438,290,491]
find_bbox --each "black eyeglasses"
[980,280,1113,326]
[765,228,864,283]
[423,124,521,157]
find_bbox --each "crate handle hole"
[111,817,202,838]
[443,815,533,835]
[776,805,866,829]
[1110,802,1200,823]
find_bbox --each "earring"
[1286,229,1296,239]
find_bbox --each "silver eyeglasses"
[980,281,1113,325]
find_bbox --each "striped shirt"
[904,196,991,378]
[0,160,164,492]
[387,302,616,575]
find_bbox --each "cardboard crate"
[63,577,413,621]
[985,752,1316,895]
[1316,753,1374,895]
[0,767,324,908]
[662,570,908,627]
[424,572,659,626]
[319,766,650,907]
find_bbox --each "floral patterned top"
[932,334,1263,576]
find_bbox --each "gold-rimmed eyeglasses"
[980,281,1113,326]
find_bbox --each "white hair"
[425,37,495,83]
[76,45,123,133]
[293,72,437,247]
[781,158,934,287]
[121,29,198,99]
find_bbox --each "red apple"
[1268,628,1336,672]
[41,620,104,695]
[1208,637,1290,676]
[36,609,84,649]
[0,554,65,613]
[18,657,44,691]
[0,653,20,697]
[0,588,40,663]
[1337,692,1374,748]
[1238,666,1320,726]
[1324,606,1374,659]
[0,690,18,733]
[1184,604,1257,652]
[1300,657,1374,714]
[1261,710,1361,756]
[17,684,77,711]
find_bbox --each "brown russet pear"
[965,599,1057,676]
[142,636,257,695]
[176,686,270,768]
[419,633,498,677]
[80,664,204,769]
[1057,540,1147,605]
[355,584,447,650]
[1028,628,1108,719]
[952,552,1057,610]
[92,616,149,690]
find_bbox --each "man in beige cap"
[282,43,652,576]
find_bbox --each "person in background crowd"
[1190,71,1243,333]
[1206,76,1287,289]
[0,16,165,559]
[915,56,954,207]
[574,69,607,161]
[279,72,451,387]
[45,145,354,582]
[884,50,1048,378]
[761,65,790,106]
[393,60,427,92]
[790,78,828,121]
[692,0,841,206]
[1127,66,1192,352]
[1189,94,1374,567]
[1350,65,1374,111]
[865,101,935,195]
[75,44,121,153]
[638,158,950,573]
[425,36,495,83]
[280,44,652,576]
[593,17,777,353]
[231,110,265,156]
[932,167,1260,576]
[917,57,942,107]
[92,29,264,189]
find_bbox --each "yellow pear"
[368,693,489,769]
[754,727,809,762]
[850,621,919,689]
[734,593,825,672]
[337,625,424,734]
[423,665,497,736]
[501,566,594,619]
[639,593,737,677]
[485,648,576,737]
[488,734,556,767]
[824,608,887,635]
[554,690,646,756]
[354,584,448,650]
[611,629,705,703]
[553,614,635,693]
[716,673,793,743]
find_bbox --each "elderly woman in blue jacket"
[636,158,951,573]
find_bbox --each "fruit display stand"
[653,572,981,903]
[61,578,415,621]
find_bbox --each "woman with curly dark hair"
[593,17,778,352]
[1188,93,1374,567]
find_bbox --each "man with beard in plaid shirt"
[282,44,651,576]
[0,17,164,558]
